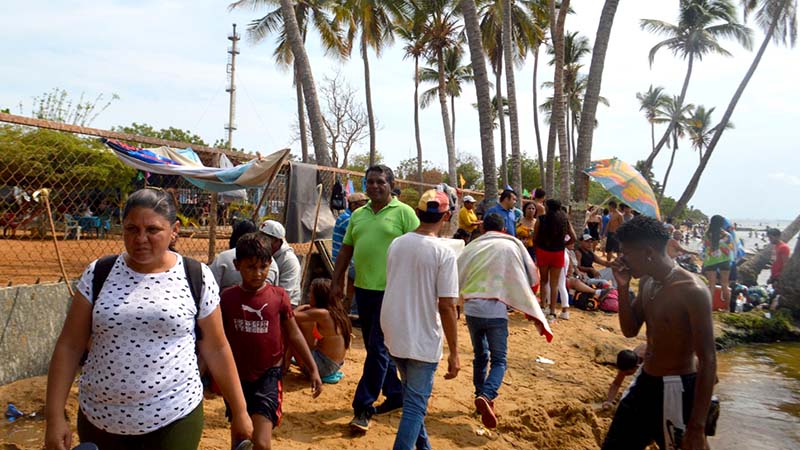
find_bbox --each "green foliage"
[25,88,119,127]
[520,154,543,194]
[456,153,482,189]
[0,126,137,196]
[1,107,9,114]
[113,122,208,147]
[346,151,383,174]
[398,187,421,209]
[395,157,447,185]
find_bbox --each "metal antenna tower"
[225,23,240,151]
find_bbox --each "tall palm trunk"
[642,53,694,175]
[533,46,545,185]
[573,0,618,207]
[495,62,508,189]
[650,120,656,153]
[550,0,571,202]
[414,55,424,187]
[658,144,677,203]
[437,48,458,187]
[502,0,522,200]
[460,0,498,200]
[361,34,378,166]
[280,0,330,166]
[451,94,456,144]
[294,62,309,163]
[670,12,779,218]
[567,111,574,163]
[545,104,557,194]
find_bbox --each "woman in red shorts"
[534,199,576,322]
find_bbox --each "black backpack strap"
[92,255,119,304]
[182,256,205,340]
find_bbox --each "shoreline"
[2,308,796,449]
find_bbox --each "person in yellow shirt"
[516,202,537,262]
[457,195,482,242]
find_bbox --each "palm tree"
[636,85,670,155]
[459,0,499,200]
[397,10,428,185]
[479,0,536,189]
[670,0,797,217]
[547,30,591,162]
[419,47,474,142]
[686,105,733,161]
[502,0,527,199]
[420,0,462,187]
[340,0,406,166]
[639,0,752,176]
[546,0,570,200]
[230,0,345,164]
[571,0,619,232]
[526,0,549,187]
[656,96,694,202]
[472,94,509,128]
[272,0,331,165]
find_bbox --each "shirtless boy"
[602,216,716,450]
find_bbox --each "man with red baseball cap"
[381,188,461,450]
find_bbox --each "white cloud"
[769,172,800,186]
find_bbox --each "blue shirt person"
[484,189,518,237]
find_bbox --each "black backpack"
[91,254,205,339]
[331,178,346,211]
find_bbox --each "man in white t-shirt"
[381,188,460,450]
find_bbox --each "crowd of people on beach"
[42,165,793,450]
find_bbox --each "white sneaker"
[547,314,557,324]
[559,311,570,320]
[542,307,551,316]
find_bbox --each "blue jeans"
[392,358,437,450]
[465,316,509,401]
[352,288,403,414]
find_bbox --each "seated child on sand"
[603,344,646,409]
[294,278,351,383]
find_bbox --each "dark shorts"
[77,402,203,450]
[605,232,620,253]
[602,371,697,450]
[227,367,283,427]
[703,261,731,274]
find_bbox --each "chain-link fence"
[0,113,484,286]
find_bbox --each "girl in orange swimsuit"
[294,279,352,381]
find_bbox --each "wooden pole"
[35,188,74,297]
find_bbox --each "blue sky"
[1,0,798,220]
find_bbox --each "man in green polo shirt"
[331,164,420,433]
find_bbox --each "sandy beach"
[0,308,644,450]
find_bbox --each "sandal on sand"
[475,396,497,429]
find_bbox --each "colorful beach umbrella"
[583,158,661,219]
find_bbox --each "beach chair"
[64,214,82,240]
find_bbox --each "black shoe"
[349,410,370,432]
[374,398,403,415]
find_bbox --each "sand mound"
[1,309,644,449]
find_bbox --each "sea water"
[710,342,800,449]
